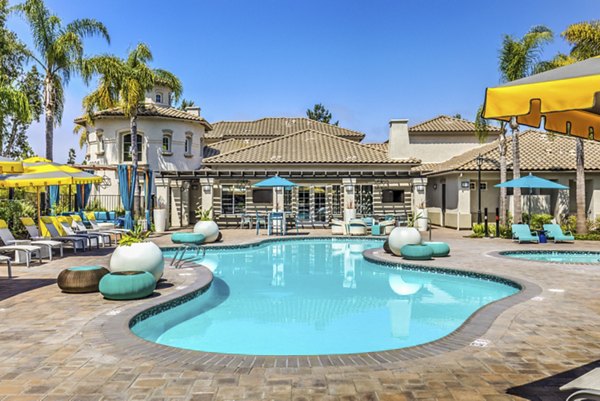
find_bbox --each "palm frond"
[153,68,183,101]
[65,18,110,44]
[562,21,600,61]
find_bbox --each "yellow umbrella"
[483,56,600,139]
[0,158,102,225]
[0,156,23,174]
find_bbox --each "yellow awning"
[483,56,600,139]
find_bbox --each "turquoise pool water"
[132,239,518,355]
[501,250,600,264]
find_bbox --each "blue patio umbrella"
[253,176,297,212]
[496,173,567,219]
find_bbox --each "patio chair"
[85,212,130,235]
[566,390,600,401]
[511,224,540,244]
[0,219,63,261]
[543,224,575,243]
[348,219,367,236]
[56,216,100,249]
[37,216,89,252]
[331,219,345,235]
[0,255,12,278]
[71,215,114,246]
[379,219,396,235]
[0,221,42,268]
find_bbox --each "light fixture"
[415,184,425,192]
[461,181,470,189]
[432,183,437,190]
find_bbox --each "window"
[354,185,373,215]
[298,187,311,220]
[96,130,105,154]
[162,132,172,153]
[122,133,143,162]
[155,92,163,103]
[283,188,292,212]
[332,185,342,215]
[470,182,487,191]
[313,186,327,222]
[184,134,192,155]
[221,185,246,214]
[382,189,405,203]
[252,189,272,204]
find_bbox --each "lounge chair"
[331,219,345,235]
[56,216,100,249]
[543,224,575,243]
[0,255,12,278]
[379,219,396,235]
[511,224,539,244]
[0,221,42,267]
[566,390,600,401]
[85,212,130,235]
[348,219,367,236]
[0,219,63,261]
[37,216,88,252]
[71,215,114,246]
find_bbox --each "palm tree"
[80,43,182,211]
[0,84,30,126]
[14,0,110,161]
[498,25,553,223]
[475,106,508,225]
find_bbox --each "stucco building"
[76,87,599,230]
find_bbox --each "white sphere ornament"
[388,227,422,256]
[110,241,164,281]
[193,220,219,243]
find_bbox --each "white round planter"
[193,220,219,243]
[416,208,429,232]
[153,209,167,233]
[109,241,164,281]
[388,227,422,256]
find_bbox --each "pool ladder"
[170,245,206,268]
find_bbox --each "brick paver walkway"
[0,227,599,401]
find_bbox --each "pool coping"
[101,236,542,369]
[489,249,600,266]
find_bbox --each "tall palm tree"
[80,43,182,211]
[498,25,553,223]
[14,0,110,161]
[475,106,508,225]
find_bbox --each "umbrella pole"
[37,187,41,223]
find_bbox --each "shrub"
[528,214,553,230]
[574,233,600,241]
[470,223,511,239]
[84,198,107,212]
[0,199,37,238]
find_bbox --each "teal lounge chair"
[512,224,539,243]
[543,224,575,243]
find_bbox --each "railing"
[87,194,143,211]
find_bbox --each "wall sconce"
[415,184,425,192]
[432,184,437,190]
[202,184,212,192]
[461,181,470,189]
[345,184,354,192]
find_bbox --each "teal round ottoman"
[171,232,205,245]
[57,266,109,293]
[400,244,433,260]
[423,241,450,257]
[99,271,156,300]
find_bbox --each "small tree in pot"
[193,207,220,243]
[109,224,164,281]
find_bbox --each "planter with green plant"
[109,224,164,281]
[193,207,220,242]
[387,212,422,256]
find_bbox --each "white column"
[342,178,356,222]
[199,177,215,218]
[412,177,428,231]
[457,176,471,229]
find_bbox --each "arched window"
[96,129,105,154]
[162,132,172,153]
[155,92,163,103]
[184,134,193,155]
[122,132,143,162]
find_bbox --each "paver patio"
[1,227,599,401]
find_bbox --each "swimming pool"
[500,250,600,264]
[132,239,519,356]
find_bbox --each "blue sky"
[6,0,599,163]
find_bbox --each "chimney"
[388,119,409,159]
[185,106,201,117]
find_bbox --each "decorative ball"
[57,266,109,293]
[400,244,434,260]
[193,221,220,243]
[383,240,392,254]
[110,242,164,281]
[423,241,451,257]
[216,232,223,242]
[388,227,422,256]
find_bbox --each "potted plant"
[153,196,167,233]
[193,206,220,243]
[387,212,422,256]
[109,224,164,281]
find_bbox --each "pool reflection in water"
[132,239,518,355]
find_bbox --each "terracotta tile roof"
[207,117,365,140]
[409,115,501,133]
[75,103,213,130]
[413,130,600,174]
[203,129,419,165]
[203,138,266,158]
[364,143,388,152]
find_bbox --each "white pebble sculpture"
[388,227,422,256]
